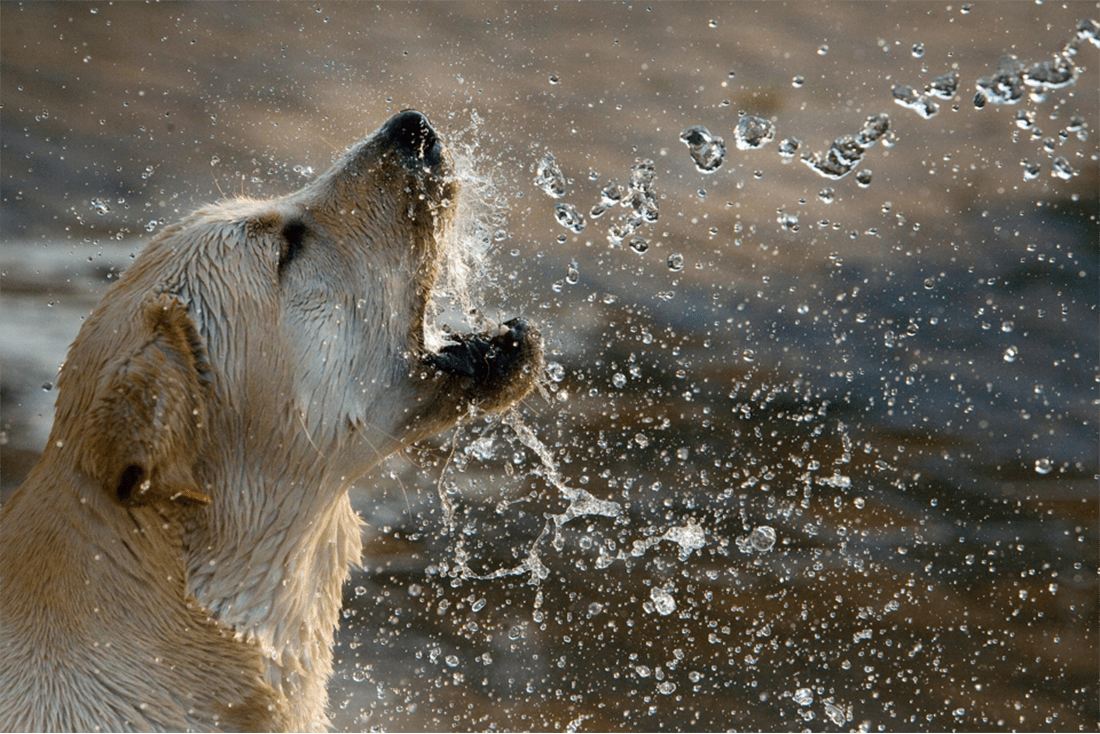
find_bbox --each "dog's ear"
[82,294,214,507]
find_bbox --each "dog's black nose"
[380,110,443,168]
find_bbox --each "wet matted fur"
[0,111,542,731]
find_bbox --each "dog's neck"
[184,465,363,730]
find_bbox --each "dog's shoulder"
[0,470,291,732]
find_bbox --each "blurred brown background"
[2,3,1097,731]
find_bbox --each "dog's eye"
[278,220,307,275]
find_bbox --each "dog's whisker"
[297,410,327,459]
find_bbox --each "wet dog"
[0,111,542,731]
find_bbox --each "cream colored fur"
[0,111,541,732]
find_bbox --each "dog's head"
[59,111,542,508]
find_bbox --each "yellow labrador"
[0,111,542,731]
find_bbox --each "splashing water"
[680,125,726,173]
[749,525,777,552]
[777,137,801,159]
[974,55,1027,106]
[602,157,659,247]
[925,70,959,99]
[554,202,586,233]
[437,413,623,586]
[629,521,707,561]
[649,587,677,615]
[801,114,892,180]
[504,414,621,527]
[892,83,939,118]
[1024,55,1078,89]
[534,150,567,198]
[733,114,775,150]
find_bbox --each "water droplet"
[667,253,684,272]
[444,655,460,668]
[975,55,1026,106]
[1050,157,1077,180]
[554,202,586,233]
[546,362,566,383]
[823,700,848,726]
[911,42,925,58]
[634,433,649,448]
[923,277,935,290]
[855,169,873,188]
[599,180,623,205]
[1025,55,1078,90]
[650,587,676,616]
[679,125,726,173]
[777,211,799,231]
[1003,346,1018,362]
[627,158,659,222]
[467,435,497,461]
[925,70,959,99]
[817,44,829,56]
[606,222,629,248]
[548,73,560,85]
[871,116,897,150]
[662,523,706,560]
[793,687,814,706]
[534,151,566,198]
[628,235,649,254]
[791,75,805,88]
[611,372,627,389]
[733,115,775,150]
[819,187,836,203]
[892,83,939,118]
[1078,18,1100,47]
[1021,160,1042,181]
[90,198,111,215]
[565,261,580,284]
[749,525,776,552]
[1034,458,1053,475]
[777,137,801,158]
[801,135,864,179]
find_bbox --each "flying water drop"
[679,125,726,173]
[535,151,566,198]
[554,202,586,233]
[733,115,775,150]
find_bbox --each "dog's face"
[55,111,542,508]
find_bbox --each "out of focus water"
[2,3,1097,731]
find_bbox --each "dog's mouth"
[425,316,537,380]
[381,110,543,418]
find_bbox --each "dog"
[0,110,543,731]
